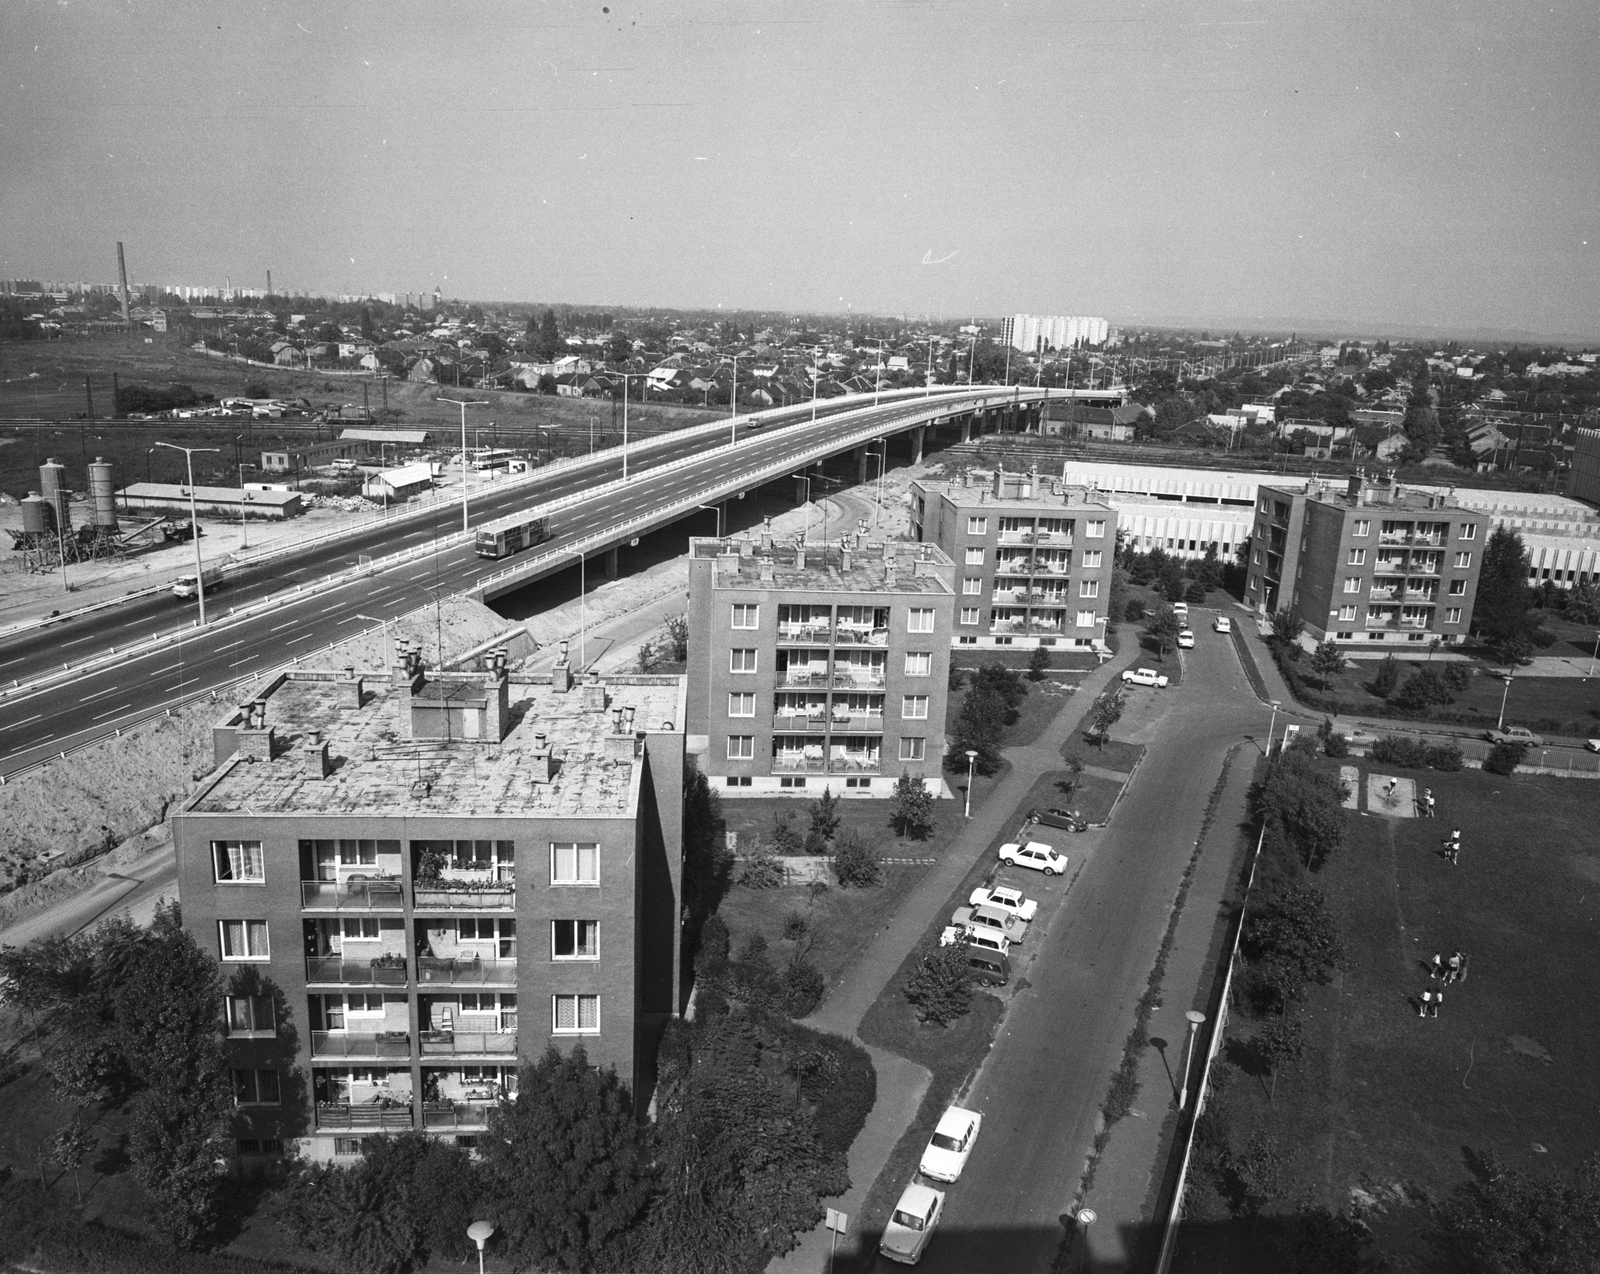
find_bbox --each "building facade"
[686,530,954,797]
[1572,427,1600,509]
[910,472,1117,652]
[1244,474,1490,646]
[173,651,685,1164]
[1000,313,1109,352]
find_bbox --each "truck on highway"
[172,567,225,599]
[474,513,553,559]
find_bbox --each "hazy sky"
[4,0,1598,337]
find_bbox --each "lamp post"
[237,462,255,549]
[964,749,978,817]
[728,354,740,441]
[1265,699,1282,756]
[439,397,486,532]
[1178,1009,1207,1110]
[696,502,724,539]
[154,442,220,624]
[1589,630,1599,677]
[355,613,392,665]
[606,370,644,480]
[557,545,588,669]
[864,439,888,527]
[1495,671,1514,732]
[467,1221,495,1274]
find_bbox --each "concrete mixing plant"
[7,456,167,572]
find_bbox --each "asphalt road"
[0,390,1002,776]
[913,621,1261,1273]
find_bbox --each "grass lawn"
[1060,736,1146,774]
[947,669,1076,749]
[1173,761,1600,1272]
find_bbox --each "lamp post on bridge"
[154,442,220,625]
[439,397,486,532]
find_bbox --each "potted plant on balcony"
[370,952,407,970]
[415,846,448,886]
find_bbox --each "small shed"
[362,462,435,502]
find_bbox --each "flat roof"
[914,477,1114,512]
[340,429,431,444]
[116,482,300,508]
[1263,480,1484,516]
[189,671,684,820]
[689,536,953,594]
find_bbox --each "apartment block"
[173,646,685,1164]
[909,471,1117,652]
[686,528,955,797]
[1244,472,1490,646]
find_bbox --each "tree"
[1087,689,1124,747]
[949,681,1006,773]
[1255,1014,1307,1101]
[532,308,562,362]
[1371,654,1402,698]
[1392,666,1452,713]
[1106,568,1129,631]
[1564,581,1600,625]
[1145,605,1182,660]
[51,1116,95,1205]
[1270,608,1305,647]
[806,787,841,852]
[1236,1131,1287,1220]
[770,808,803,854]
[663,613,690,662]
[891,770,936,840]
[1434,1151,1600,1274]
[1027,644,1051,682]
[1309,640,1345,687]
[1484,740,1528,775]
[481,1048,654,1274]
[1285,1202,1377,1274]
[1244,886,1345,1006]
[903,942,974,1025]
[831,831,882,888]
[1473,527,1538,651]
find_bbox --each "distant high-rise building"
[1001,314,1108,353]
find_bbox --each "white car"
[1122,667,1170,688]
[953,903,1029,946]
[880,1182,945,1264]
[938,924,1010,956]
[1587,738,1600,753]
[968,884,1039,922]
[1171,601,1189,619]
[1213,616,1232,634]
[1176,629,1195,649]
[998,840,1068,875]
[919,1106,982,1183]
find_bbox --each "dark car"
[965,950,1009,986]
[1029,807,1088,833]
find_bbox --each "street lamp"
[729,354,740,439]
[696,502,724,539]
[154,442,220,625]
[355,613,392,666]
[557,545,588,669]
[605,370,645,480]
[964,749,978,817]
[1589,630,1599,677]
[1178,1009,1207,1110]
[865,439,888,527]
[1265,699,1282,756]
[1495,670,1514,732]
[237,462,255,549]
[439,397,487,532]
[467,1221,495,1274]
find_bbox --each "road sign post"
[825,1208,848,1273]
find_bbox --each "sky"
[3,0,1598,339]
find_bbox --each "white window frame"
[212,840,264,885]
[1081,550,1102,568]
[959,607,980,626]
[904,652,931,677]
[726,735,754,759]
[340,917,380,942]
[1446,607,1463,624]
[233,1067,282,1107]
[1347,548,1366,565]
[552,994,600,1034]
[550,843,599,886]
[727,692,755,717]
[902,694,929,720]
[1085,520,1106,539]
[730,604,759,630]
[219,919,270,962]
[1079,579,1099,598]
[1459,523,1477,540]
[962,578,982,594]
[907,608,935,634]
[899,737,926,761]
[1448,579,1466,596]
[729,648,757,673]
[1454,552,1472,569]
[1338,604,1358,621]
[1076,609,1096,628]
[1352,519,1370,537]
[225,994,275,1037]
[551,920,599,962]
[966,516,988,535]
[1344,577,1361,593]
[964,547,985,565]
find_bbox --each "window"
[964,547,985,565]
[966,516,988,535]
[958,635,978,645]
[729,648,757,673]
[725,775,752,787]
[550,843,599,885]
[212,841,263,884]
[728,692,755,717]
[1338,604,1358,621]
[333,1137,366,1157]
[338,840,378,867]
[962,578,982,594]
[1344,577,1361,593]
[726,735,754,759]
[225,995,275,1037]
[341,918,379,941]
[1085,520,1106,539]
[1352,519,1370,537]
[237,1138,284,1156]
[1446,607,1463,624]
[1079,580,1099,598]
[552,920,599,960]
[731,604,759,629]
[907,608,935,633]
[1454,552,1472,569]
[1347,548,1366,565]
[1076,610,1096,628]
[959,607,980,626]
[779,776,807,789]
[899,737,925,761]
[1448,579,1466,596]
[904,652,931,676]
[553,994,600,1033]
[1081,550,1102,568]
[219,920,269,961]
[233,1068,281,1106]
[902,695,929,720]
[1459,523,1477,540]
[1253,550,1262,565]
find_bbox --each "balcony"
[828,753,881,774]
[828,713,884,732]
[418,956,519,986]
[832,667,886,689]
[774,753,828,774]
[1368,585,1401,602]
[1365,615,1398,629]
[300,879,405,911]
[777,623,833,643]
[831,626,888,646]
[780,669,834,689]
[420,1029,519,1058]
[412,880,516,910]
[306,956,409,986]
[423,1100,497,1128]
[311,1031,412,1059]
[774,712,829,733]
[315,1102,414,1131]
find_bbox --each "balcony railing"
[423,1099,497,1128]
[828,754,881,774]
[412,882,516,910]
[780,670,834,688]
[777,623,833,642]
[774,713,829,733]
[306,956,409,985]
[315,1102,414,1131]
[300,879,405,911]
[311,1031,412,1059]
[832,668,886,688]
[420,1030,519,1057]
[831,626,888,646]
[418,956,519,985]
[774,754,828,774]
[828,713,884,732]
[1365,616,1398,629]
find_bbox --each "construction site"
[4,454,179,574]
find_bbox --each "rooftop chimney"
[339,666,365,710]
[304,729,331,779]
[237,723,276,762]
[841,543,853,571]
[760,516,773,552]
[795,543,806,569]
[552,640,573,693]
[581,671,606,712]
[528,730,554,783]
[759,555,774,582]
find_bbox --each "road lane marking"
[61,632,100,646]
[287,633,314,644]
[79,685,120,702]
[164,680,197,692]
[92,703,134,721]
[367,585,392,595]
[270,620,299,632]
[0,656,26,669]
[321,602,345,613]
[0,713,43,732]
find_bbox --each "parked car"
[969,884,1039,921]
[919,1106,983,1183]
[1177,629,1195,649]
[880,1182,946,1264]
[1030,806,1088,833]
[1345,728,1378,748]
[965,948,1009,985]
[1171,601,1189,619]
[1483,725,1543,747]
[998,840,1068,875]
[938,924,1010,956]
[1587,738,1600,753]
[1213,616,1232,634]
[1121,667,1170,688]
[953,903,1029,946]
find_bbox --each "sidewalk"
[768,641,1139,1274]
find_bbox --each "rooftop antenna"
[116,242,132,328]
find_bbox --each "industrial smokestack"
[116,242,131,328]
[266,269,272,298]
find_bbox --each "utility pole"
[440,398,487,532]
[154,442,221,624]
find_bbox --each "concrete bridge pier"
[854,446,869,485]
[960,414,972,445]
[604,545,619,578]
[911,424,926,465]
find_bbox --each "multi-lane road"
[0,386,1039,777]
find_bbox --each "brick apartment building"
[1244,472,1490,646]
[685,527,955,797]
[173,647,685,1164]
[909,470,1118,652]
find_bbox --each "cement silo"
[19,491,52,535]
[38,458,70,533]
[87,456,118,530]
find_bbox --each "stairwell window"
[730,648,757,673]
[1347,548,1366,566]
[1085,520,1106,539]
[1079,580,1099,598]
[964,547,985,565]
[727,735,754,759]
[553,994,600,1034]
[233,1068,281,1107]
[552,920,599,961]
[1076,610,1096,628]
[219,920,270,962]
[902,695,929,720]
[1446,608,1463,624]
[899,738,926,761]
[1454,552,1472,569]
[1458,524,1477,540]
[907,608,935,634]
[963,578,982,594]
[550,843,599,886]
[225,995,275,1037]
[960,608,980,625]
[1352,519,1371,537]
[967,517,988,535]
[1081,550,1102,568]
[728,692,755,717]
[731,604,760,630]
[904,652,931,677]
[213,841,264,884]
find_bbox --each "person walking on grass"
[1425,788,1436,818]
[1446,951,1463,985]
[1430,989,1442,1018]
[1419,991,1432,1018]
[1429,952,1443,979]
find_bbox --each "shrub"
[1426,742,1464,771]
[832,831,882,888]
[1442,661,1472,691]
[770,809,804,854]
[1027,644,1052,681]
[779,958,825,1018]
[782,910,809,941]
[1185,579,1208,604]
[738,843,784,889]
[903,942,974,1025]
[1323,731,1350,758]
[1124,598,1147,623]
[1392,666,1452,712]
[1370,735,1432,769]
[1484,740,1527,775]
[1371,654,1402,698]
